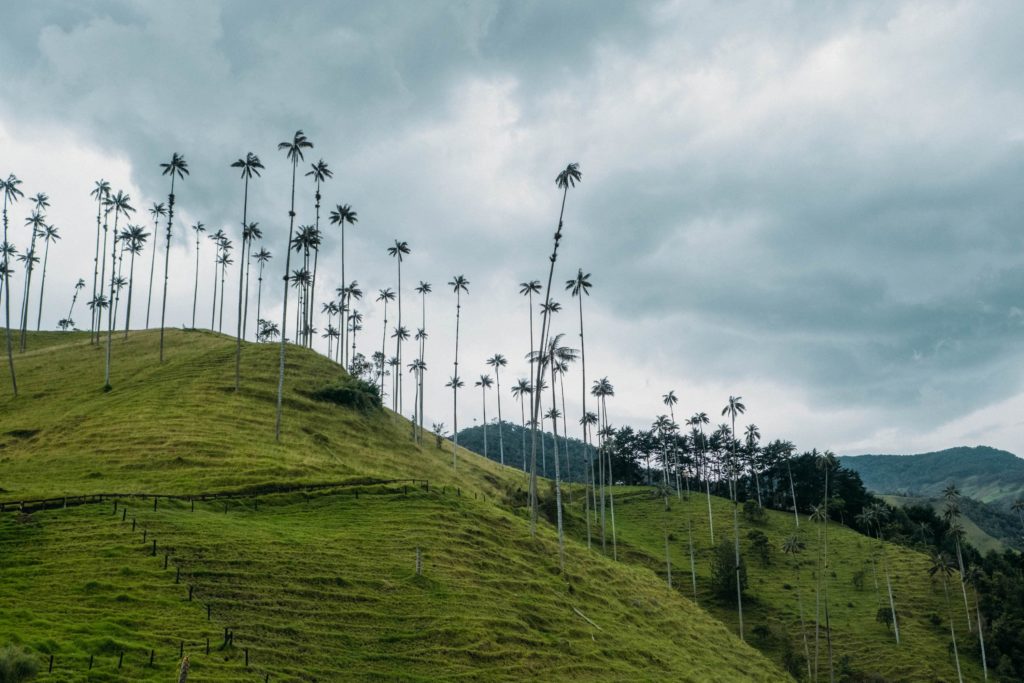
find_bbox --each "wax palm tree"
[414,281,431,434]
[241,222,261,340]
[0,177,18,394]
[217,245,233,333]
[322,301,339,358]
[929,551,964,683]
[581,409,599,547]
[387,240,411,408]
[89,180,110,336]
[485,354,508,465]
[19,206,46,350]
[376,288,396,399]
[1012,499,1024,532]
[864,502,900,644]
[189,222,206,327]
[390,326,410,408]
[144,202,166,328]
[511,378,532,471]
[942,485,973,632]
[783,534,813,681]
[231,152,264,389]
[274,131,313,440]
[34,223,60,330]
[253,247,271,339]
[964,566,989,680]
[65,278,86,328]
[290,268,310,341]
[519,279,541,378]
[158,153,189,361]
[809,503,832,682]
[305,159,331,346]
[208,230,226,329]
[449,274,469,468]
[592,376,616,559]
[258,319,279,342]
[329,204,358,360]
[744,423,763,507]
[661,388,681,494]
[687,411,715,542]
[103,191,134,389]
[121,224,148,336]
[408,357,427,442]
[475,374,493,458]
[542,336,574,569]
[341,281,363,366]
[527,163,581,537]
[349,309,363,364]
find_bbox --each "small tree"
[748,529,772,566]
[876,606,895,632]
[0,643,39,682]
[710,538,747,598]
[432,423,447,450]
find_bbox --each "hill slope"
[839,446,1024,507]
[0,330,787,681]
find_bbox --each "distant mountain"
[839,446,1024,508]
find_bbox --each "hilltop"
[0,329,786,681]
[839,446,1024,508]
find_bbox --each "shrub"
[747,530,772,566]
[742,500,766,523]
[0,643,39,682]
[310,377,381,411]
[709,539,747,598]
[851,569,866,591]
[876,606,895,632]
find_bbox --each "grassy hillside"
[840,447,1024,508]
[559,488,991,682]
[880,494,1019,555]
[0,329,787,681]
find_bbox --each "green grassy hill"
[880,494,1017,555]
[0,330,787,681]
[839,447,1024,508]
[557,489,991,682]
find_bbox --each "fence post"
[113,500,118,515]
[188,585,193,601]
[89,654,94,670]
[176,566,181,584]
[206,637,210,655]
[179,640,184,658]
[149,649,154,667]
[48,654,53,673]
[122,507,127,521]
[244,647,249,667]
[154,496,158,512]
[191,497,194,512]
[164,554,169,570]
[132,517,136,531]
[416,547,422,576]
[142,529,147,544]
[119,651,124,669]
[152,539,157,556]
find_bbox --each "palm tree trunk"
[731,414,744,641]
[688,517,698,602]
[145,215,159,328]
[529,184,569,535]
[123,248,137,338]
[234,179,249,390]
[954,539,972,632]
[796,567,812,682]
[104,216,119,389]
[35,239,51,330]
[340,223,346,365]
[943,578,964,683]
[975,588,988,680]
[255,262,264,338]
[191,237,200,327]
[274,159,299,441]
[159,175,177,363]
[242,239,252,341]
[788,460,800,527]
[495,368,504,465]
[2,200,17,396]
[19,228,39,351]
[452,290,461,469]
[210,251,218,329]
[91,197,103,338]
[380,301,388,399]
[97,210,110,344]
[481,385,488,458]
[549,361,565,570]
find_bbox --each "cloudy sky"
[2,0,1023,457]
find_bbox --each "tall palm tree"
[964,566,989,681]
[329,204,358,361]
[19,201,47,350]
[376,288,395,399]
[543,335,574,570]
[104,191,134,390]
[390,326,410,408]
[528,163,581,536]
[230,152,264,389]
[662,389,682,496]
[0,174,23,395]
[475,374,493,458]
[512,378,532,472]
[782,534,813,682]
[414,281,431,436]
[744,424,763,507]
[567,268,593,494]
[144,202,166,328]
[305,160,332,347]
[485,354,508,465]
[592,376,616,559]
[815,449,838,683]
[942,485,974,633]
[929,551,964,683]
[121,224,148,337]
[89,180,110,337]
[809,502,832,683]
[448,274,469,468]
[341,281,363,366]
[865,502,900,645]
[208,230,225,329]
[253,247,271,339]
[217,243,233,333]
[387,240,411,409]
[159,153,189,362]
[190,222,206,327]
[241,222,261,341]
[322,301,339,358]
[408,357,427,442]
[274,131,313,440]
[581,409,599,548]
[66,278,86,328]
[35,223,61,330]
[687,412,714,542]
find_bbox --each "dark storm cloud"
[2,0,1023,452]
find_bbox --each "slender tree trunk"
[340,224,346,365]
[91,196,103,338]
[788,460,800,527]
[242,238,252,341]
[18,227,40,351]
[159,175,177,363]
[943,578,964,683]
[35,239,51,330]
[452,290,461,469]
[2,200,17,395]
[123,248,137,338]
[954,539,972,632]
[234,177,249,390]
[104,215,120,389]
[688,517,698,602]
[192,236,200,327]
[975,587,988,680]
[529,185,569,535]
[255,263,264,338]
[495,367,504,465]
[210,249,218,330]
[549,359,565,570]
[482,385,488,458]
[145,214,159,328]
[97,210,110,344]
[731,414,744,641]
[274,159,299,441]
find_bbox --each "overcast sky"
[2,0,1023,457]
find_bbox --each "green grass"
[0,330,787,681]
[564,487,990,681]
[881,494,1009,555]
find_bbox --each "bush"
[310,378,381,411]
[0,644,39,682]
[851,569,866,591]
[748,530,772,566]
[742,500,766,523]
[709,539,747,598]
[876,606,895,632]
